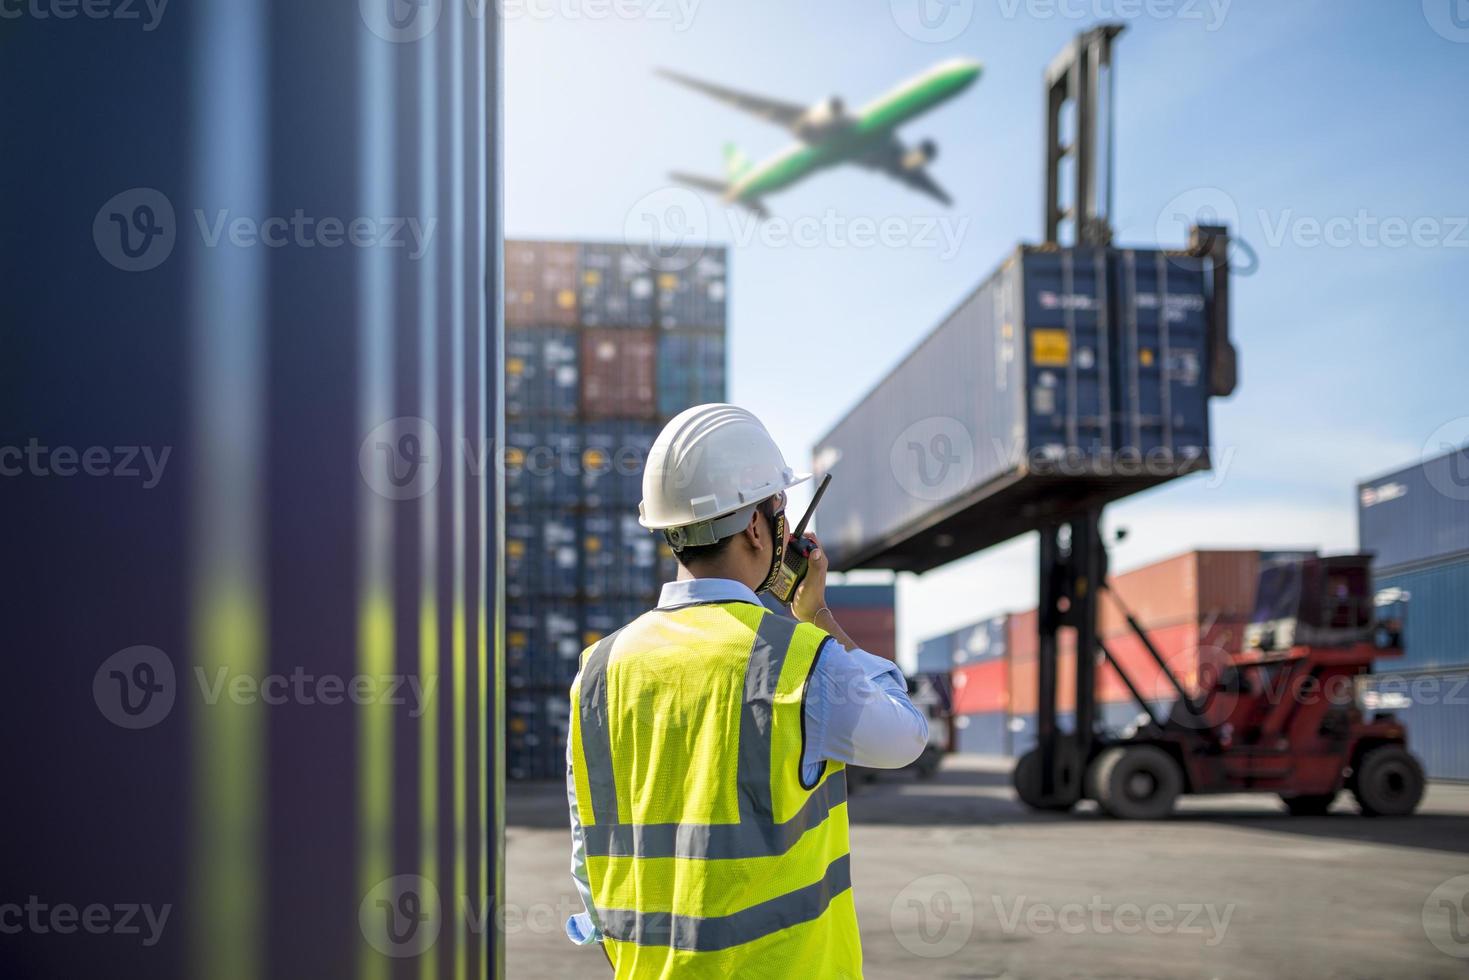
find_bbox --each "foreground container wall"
[1358,447,1469,572]
[816,246,1216,572]
[505,240,728,779]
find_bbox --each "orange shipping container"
[1099,550,1260,637]
[953,658,1009,714]
[581,328,657,419]
[1096,618,1250,705]
[1008,631,1077,715]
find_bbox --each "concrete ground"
[505,755,1469,979]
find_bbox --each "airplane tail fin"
[722,143,752,182]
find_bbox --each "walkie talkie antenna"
[791,474,832,540]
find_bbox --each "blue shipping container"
[657,331,726,418]
[506,327,580,418]
[1375,555,1469,672]
[1009,712,1076,758]
[580,242,656,328]
[505,425,581,510]
[1358,446,1469,572]
[655,247,727,330]
[815,246,1216,572]
[1360,671,1469,781]
[826,583,896,611]
[581,421,655,510]
[953,617,1008,668]
[915,634,953,675]
[954,711,1009,755]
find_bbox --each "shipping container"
[506,327,579,418]
[952,658,1009,715]
[580,242,656,328]
[815,246,1216,572]
[915,633,953,675]
[1098,550,1260,636]
[1009,711,1076,758]
[1096,618,1249,706]
[759,583,897,658]
[1359,671,1469,781]
[504,511,580,598]
[655,247,728,330]
[581,421,656,509]
[504,424,582,510]
[657,331,726,418]
[1358,447,1469,573]
[506,240,580,327]
[1008,642,1077,716]
[953,711,1009,756]
[582,328,658,419]
[826,583,897,610]
[582,514,660,599]
[1375,556,1469,672]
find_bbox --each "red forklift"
[1013,518,1427,819]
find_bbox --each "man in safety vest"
[564,403,930,977]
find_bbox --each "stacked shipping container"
[1358,447,1469,781]
[760,583,898,661]
[505,239,727,780]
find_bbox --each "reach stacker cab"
[1014,551,1427,819]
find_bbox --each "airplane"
[660,58,982,216]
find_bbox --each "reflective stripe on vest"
[570,603,863,975]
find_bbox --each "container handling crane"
[1013,24,1424,818]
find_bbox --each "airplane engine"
[796,96,846,139]
[902,139,938,171]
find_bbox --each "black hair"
[674,497,781,571]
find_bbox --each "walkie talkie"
[769,474,832,606]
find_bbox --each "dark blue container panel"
[916,634,953,675]
[1021,249,1110,458]
[826,583,897,610]
[582,514,656,599]
[1009,712,1076,758]
[954,711,1009,755]
[506,327,580,419]
[505,425,581,510]
[952,617,1008,668]
[1360,672,1469,781]
[1376,556,1469,672]
[506,608,539,691]
[657,331,726,417]
[1099,699,1172,733]
[656,247,727,330]
[581,422,655,510]
[1358,447,1469,572]
[580,242,656,328]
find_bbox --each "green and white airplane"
[662,58,982,217]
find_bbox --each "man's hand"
[790,532,828,624]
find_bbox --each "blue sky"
[505,0,1469,664]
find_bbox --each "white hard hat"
[639,403,810,549]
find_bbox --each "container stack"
[761,583,898,660]
[1357,447,1469,781]
[504,239,727,780]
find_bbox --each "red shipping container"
[952,658,1009,715]
[1096,617,1250,705]
[505,240,580,327]
[839,607,896,660]
[1099,550,1260,637]
[1008,634,1076,715]
[582,328,656,419]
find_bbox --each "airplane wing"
[657,69,806,130]
[853,138,953,207]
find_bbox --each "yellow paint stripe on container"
[358,591,394,980]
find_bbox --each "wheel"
[1280,792,1337,816]
[1091,745,1183,820]
[1012,747,1079,812]
[1351,744,1425,817]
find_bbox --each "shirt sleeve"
[802,639,930,782]
[565,723,603,946]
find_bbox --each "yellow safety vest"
[569,601,862,979]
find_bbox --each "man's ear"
[743,507,764,549]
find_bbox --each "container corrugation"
[1358,447,1469,572]
[657,331,726,418]
[1008,711,1076,758]
[816,246,1215,572]
[580,421,656,509]
[582,328,657,419]
[582,513,660,599]
[506,327,579,418]
[504,425,582,510]
[953,711,1009,755]
[655,248,727,330]
[504,511,579,598]
[505,240,580,327]
[1098,550,1259,636]
[952,658,1008,715]
[1358,671,1469,781]
[580,242,656,328]
[1375,556,1469,672]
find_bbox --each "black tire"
[1280,792,1337,816]
[1012,747,1079,812]
[1351,744,1425,817]
[1092,745,1183,820]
